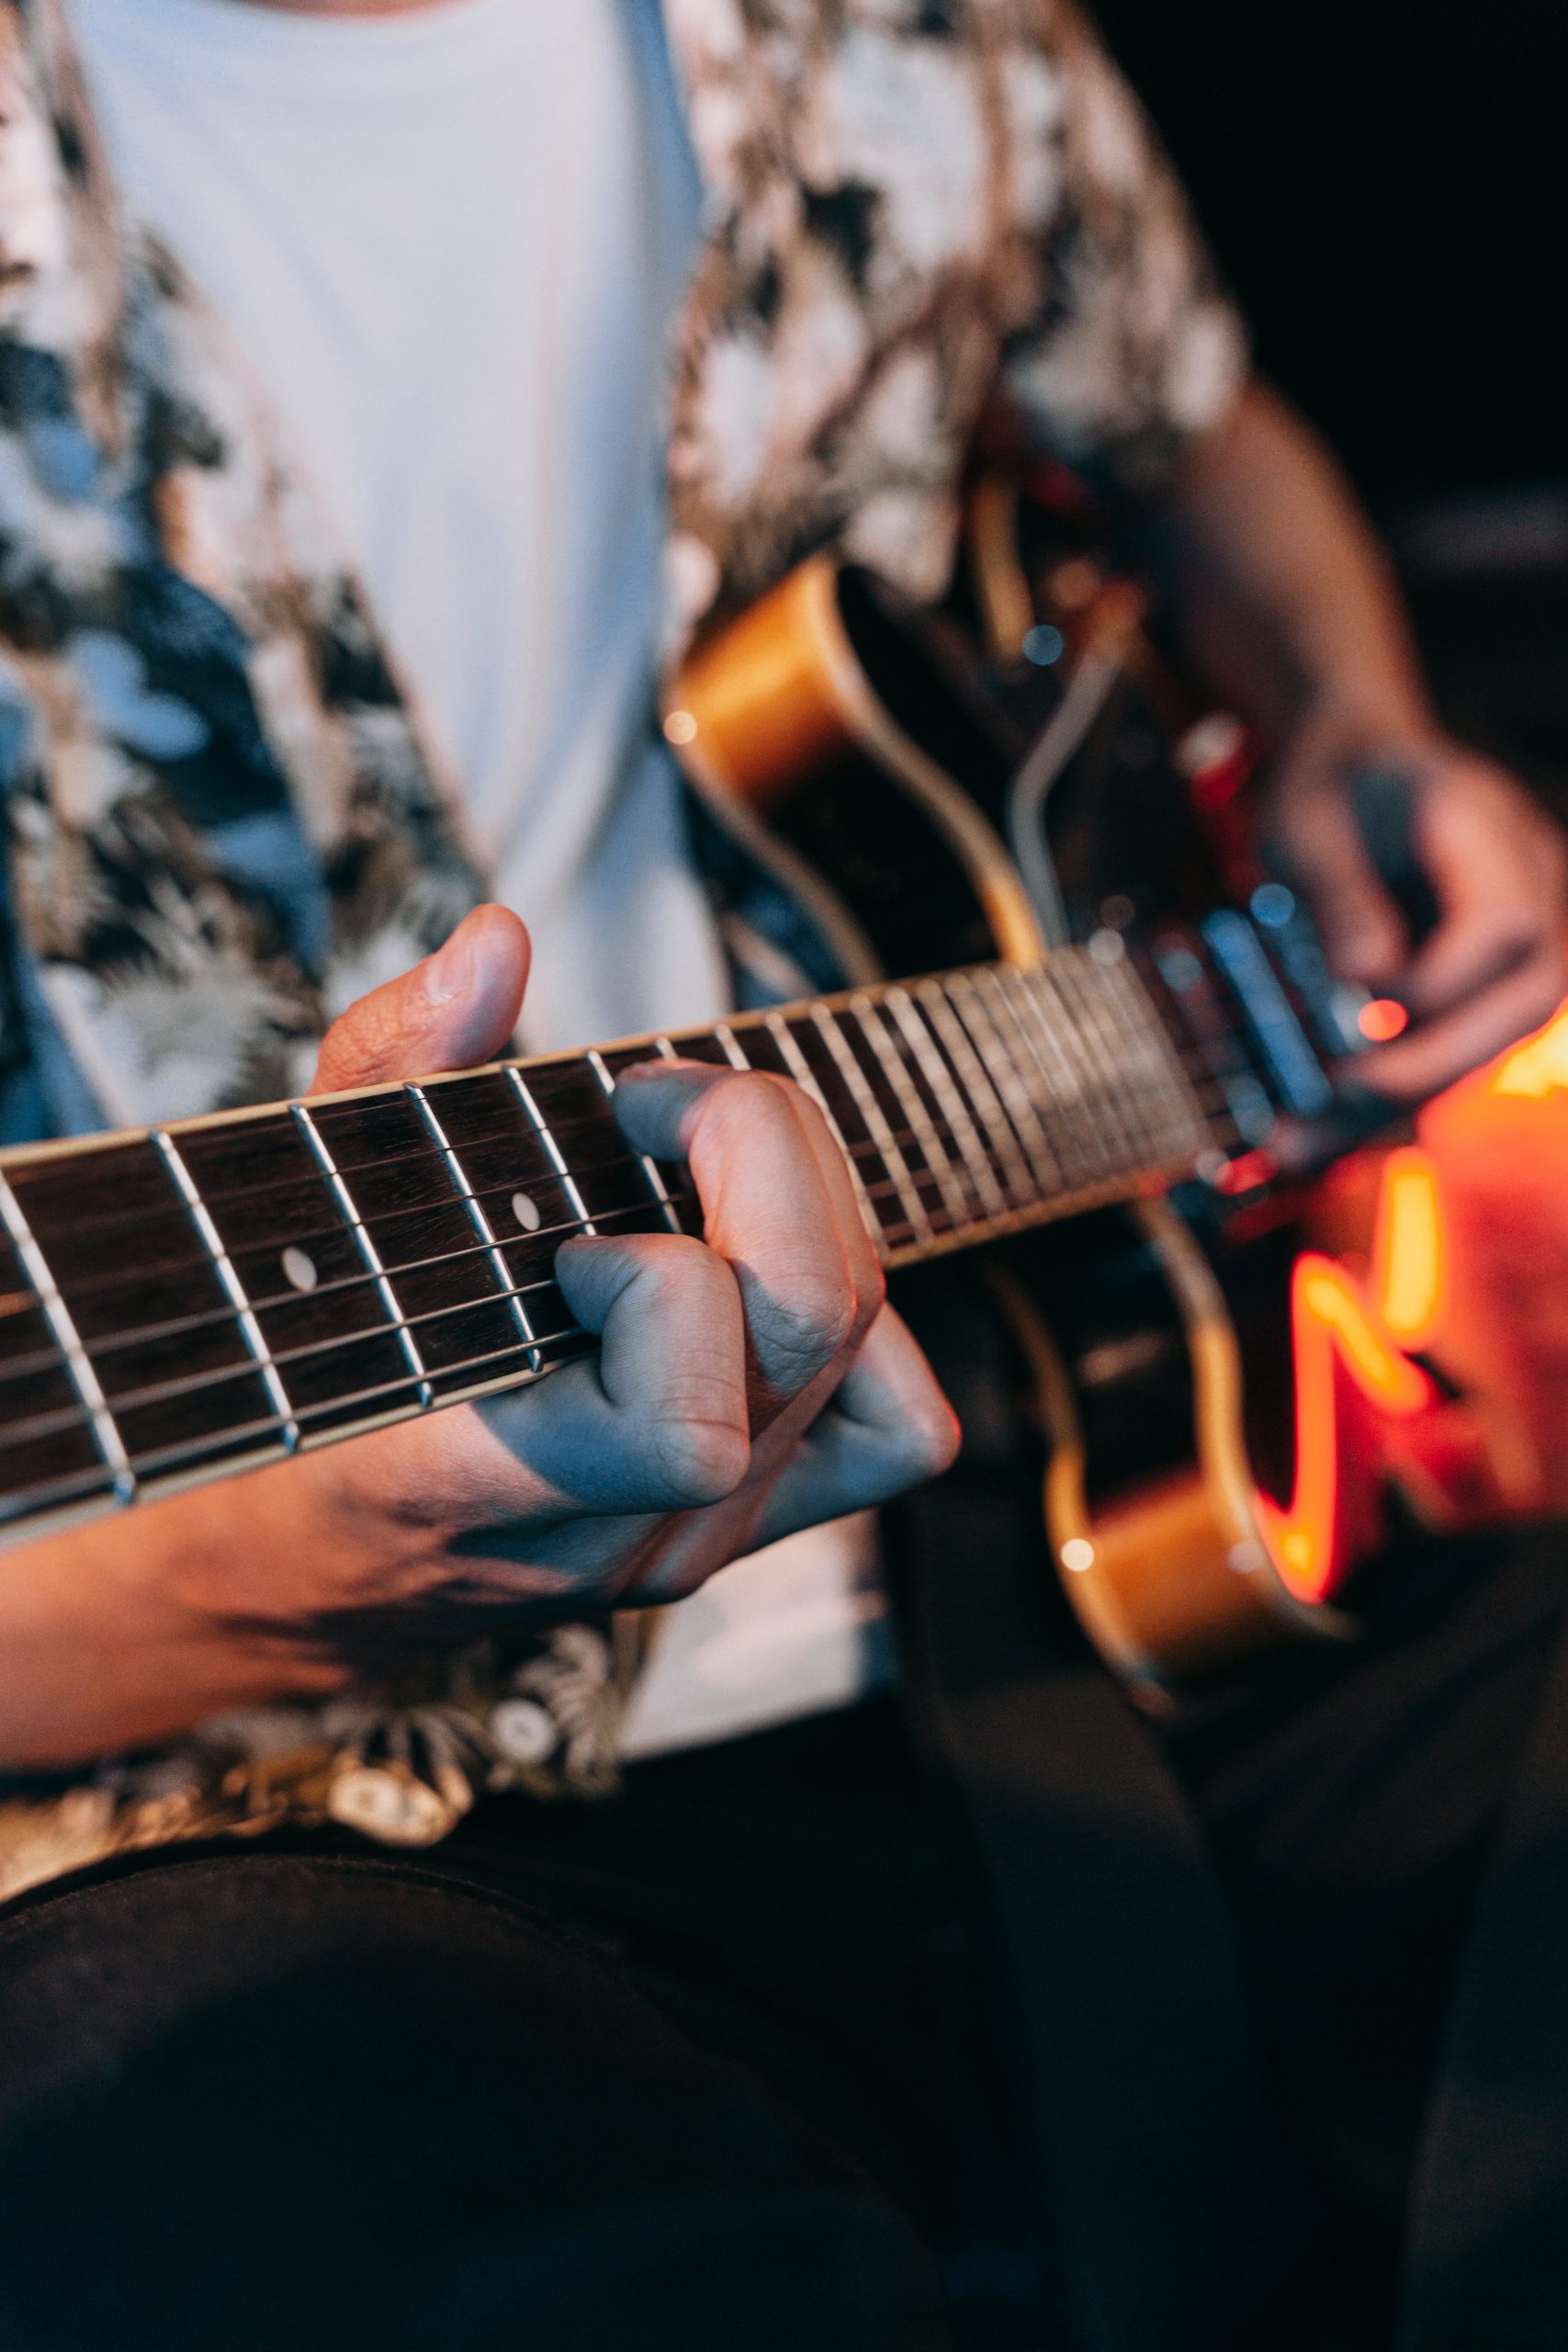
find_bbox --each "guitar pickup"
[1200,910,1336,1121]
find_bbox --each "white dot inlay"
[281,1246,318,1295]
[512,1192,543,1233]
[1060,1537,1097,1575]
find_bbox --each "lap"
[1165,1519,1568,2339]
[0,1845,951,2352]
[2,1525,1562,2352]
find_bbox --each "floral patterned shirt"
[0,0,1247,1902]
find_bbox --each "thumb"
[310,905,532,1092]
[1269,786,1408,989]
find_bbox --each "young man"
[1,3,1564,2346]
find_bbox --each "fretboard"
[0,949,1209,1547]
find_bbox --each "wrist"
[1269,689,1449,797]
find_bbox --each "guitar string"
[0,1086,1194,1401]
[2,1127,1208,1451]
[0,1039,1211,1433]
[0,1115,1017,1374]
[0,914,1303,1532]
[0,977,1225,1488]
[2,1167,943,1446]
[0,1195,948,1508]
[0,1104,1208,1495]
[0,1142,1035,1447]
[0,952,1202,1254]
[0,1138,1197,1524]
[3,1014,1169,1351]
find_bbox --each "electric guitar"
[0,487,1521,1696]
[668,477,1528,1687]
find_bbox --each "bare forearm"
[0,1473,351,1770]
[1139,378,1565,1100]
[1146,378,1436,755]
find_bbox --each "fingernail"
[423,918,476,1005]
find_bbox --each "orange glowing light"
[1358,997,1409,1044]
[1491,999,1568,1098]
[1372,1147,1448,1347]
[1254,1250,1436,1602]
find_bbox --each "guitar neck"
[0,946,1210,1549]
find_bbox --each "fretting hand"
[0,909,957,1770]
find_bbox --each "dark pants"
[1,1526,1564,2352]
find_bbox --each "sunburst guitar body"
[668,482,1537,1697]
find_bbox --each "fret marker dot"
[281,1246,318,1294]
[512,1192,543,1232]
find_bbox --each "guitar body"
[671,499,1517,1693]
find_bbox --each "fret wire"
[6,1148,954,1471]
[3,1166,944,1439]
[0,970,1039,1266]
[9,1166,944,1454]
[3,957,1220,1530]
[1008,967,1119,1182]
[860,1063,982,1223]
[0,1171,134,1502]
[292,1102,434,1410]
[1001,968,1100,1194]
[0,955,1201,1385]
[586,1048,683,1234]
[118,1329,601,1488]
[0,1129,673,1313]
[1047,956,1151,1167]
[6,1137,1182,1524]
[0,1138,1161,1523]
[1023,960,1137,1175]
[1059,951,1162,1162]
[55,1110,959,1374]
[761,1012,882,1229]
[407,1085,542,1373]
[977,969,1092,1193]
[947,972,1065,1200]
[713,1023,750,1069]
[1088,952,1201,1166]
[1099,955,1211,1156]
[917,981,1035,1208]
[881,985,1008,1217]
[5,1144,1192,1525]
[12,1193,707,1435]
[850,992,974,1229]
[506,1067,597,1235]
[153,1128,300,1455]
[0,1462,123,1527]
[27,1189,703,1378]
[811,1005,932,1244]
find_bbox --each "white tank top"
[68,0,728,1056]
[66,0,887,1758]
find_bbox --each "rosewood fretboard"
[0,948,1213,1548]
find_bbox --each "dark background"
[1094,0,1568,799]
